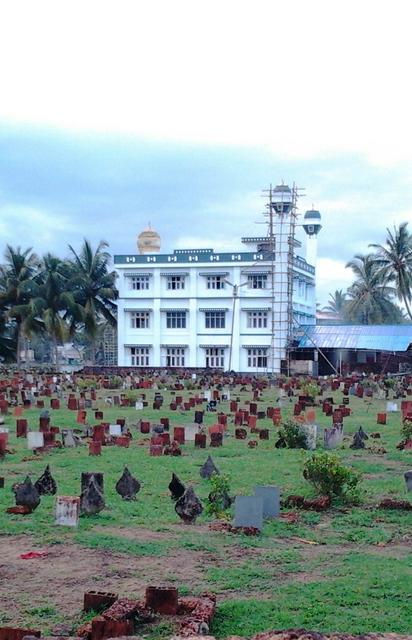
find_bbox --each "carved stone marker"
[55,496,80,527]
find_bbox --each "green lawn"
[0,384,411,637]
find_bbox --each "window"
[247,348,268,368]
[299,280,306,297]
[247,311,268,329]
[205,311,226,329]
[205,348,225,368]
[166,311,187,329]
[129,275,150,290]
[130,311,150,329]
[248,274,267,289]
[206,275,225,290]
[166,347,185,367]
[167,275,185,290]
[130,347,150,366]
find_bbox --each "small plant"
[300,381,320,399]
[303,452,361,504]
[205,473,232,519]
[77,378,98,390]
[401,418,412,441]
[110,375,123,389]
[276,419,308,449]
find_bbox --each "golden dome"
[137,225,161,254]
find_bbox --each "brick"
[145,586,178,615]
[0,628,40,640]
[83,591,118,612]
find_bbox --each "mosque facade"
[114,186,321,373]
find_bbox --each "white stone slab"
[185,424,199,441]
[386,401,398,412]
[109,424,122,436]
[55,496,80,527]
[27,431,44,449]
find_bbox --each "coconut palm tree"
[0,298,16,362]
[0,245,40,366]
[29,253,84,365]
[68,240,118,363]
[369,222,412,321]
[323,289,348,319]
[345,254,403,324]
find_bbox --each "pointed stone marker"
[115,467,141,500]
[34,465,57,495]
[175,487,203,524]
[200,455,220,479]
[168,473,186,501]
[14,476,41,512]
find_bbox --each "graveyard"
[0,373,411,639]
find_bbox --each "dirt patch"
[93,525,175,542]
[0,534,212,629]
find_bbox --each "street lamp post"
[224,279,249,372]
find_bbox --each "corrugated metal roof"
[297,325,412,352]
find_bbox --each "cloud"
[1,1,412,167]
[316,258,354,305]
[0,126,411,307]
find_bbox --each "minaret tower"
[302,208,322,267]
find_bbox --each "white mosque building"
[114,184,322,373]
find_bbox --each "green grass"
[0,385,411,636]
[211,552,412,637]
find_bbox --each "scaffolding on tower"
[261,183,301,375]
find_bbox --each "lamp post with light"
[224,278,249,372]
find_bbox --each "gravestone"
[62,429,80,447]
[169,472,185,501]
[386,401,398,412]
[254,486,280,518]
[233,495,263,531]
[175,487,203,524]
[210,432,223,447]
[27,431,44,450]
[55,496,80,527]
[185,424,199,441]
[109,424,122,437]
[34,465,57,495]
[302,424,317,450]
[115,467,140,500]
[135,401,143,410]
[14,476,41,511]
[404,470,412,492]
[195,433,206,448]
[81,472,104,494]
[200,455,220,479]
[324,424,344,450]
[80,476,105,515]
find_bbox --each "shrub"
[401,418,412,441]
[303,452,361,504]
[300,381,320,399]
[205,473,232,519]
[77,378,98,390]
[277,419,308,449]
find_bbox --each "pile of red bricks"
[76,587,216,640]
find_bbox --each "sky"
[1,0,412,305]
